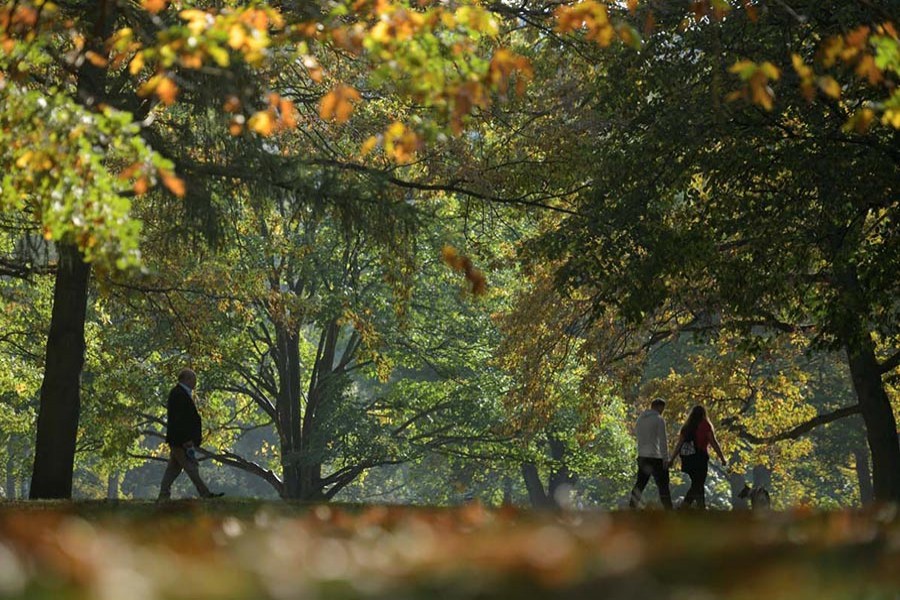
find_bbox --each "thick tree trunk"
[547,436,576,507]
[521,462,552,508]
[728,472,748,510]
[29,0,116,500]
[30,243,91,498]
[751,464,771,490]
[853,447,874,506]
[845,334,900,502]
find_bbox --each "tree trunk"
[751,464,771,490]
[728,471,748,510]
[853,447,874,506]
[845,333,900,502]
[5,441,15,500]
[521,463,553,509]
[29,0,116,500]
[547,436,576,507]
[30,243,91,498]
[106,471,119,500]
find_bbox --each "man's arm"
[658,417,669,465]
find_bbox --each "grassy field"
[0,500,897,600]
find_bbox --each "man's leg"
[171,446,212,498]
[651,459,673,509]
[157,446,182,500]
[629,458,652,508]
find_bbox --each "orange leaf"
[133,177,150,195]
[85,51,108,67]
[278,97,298,129]
[161,172,185,197]
[223,95,242,113]
[141,0,169,14]
[319,85,361,124]
[156,76,178,105]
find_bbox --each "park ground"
[0,501,897,600]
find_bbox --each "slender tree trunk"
[106,471,119,500]
[502,476,513,506]
[30,243,91,498]
[5,440,15,500]
[845,334,900,502]
[853,447,874,506]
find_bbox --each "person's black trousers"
[629,457,673,509]
[682,452,710,508]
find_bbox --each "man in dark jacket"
[157,368,222,499]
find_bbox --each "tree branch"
[725,404,861,444]
[878,350,900,375]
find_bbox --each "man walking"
[157,368,223,500]
[629,397,673,509]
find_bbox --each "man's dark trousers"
[629,457,673,509]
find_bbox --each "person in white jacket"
[628,398,673,509]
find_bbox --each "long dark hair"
[681,405,707,438]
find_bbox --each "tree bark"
[5,440,16,500]
[521,462,552,508]
[853,447,874,506]
[106,471,119,500]
[833,262,900,503]
[845,333,900,502]
[30,242,91,498]
[29,0,116,500]
[547,436,576,507]
[728,471,748,510]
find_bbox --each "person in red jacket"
[157,368,223,500]
[669,405,726,509]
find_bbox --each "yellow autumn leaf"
[882,108,900,129]
[207,45,230,67]
[759,61,780,80]
[228,24,247,50]
[360,135,380,156]
[128,52,145,75]
[248,110,276,136]
[817,76,841,99]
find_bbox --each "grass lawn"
[0,500,897,599]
